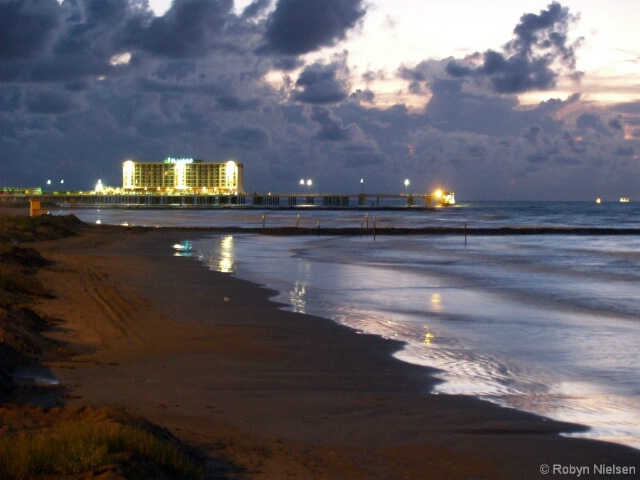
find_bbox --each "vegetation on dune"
[0,416,202,479]
[0,213,84,243]
[0,214,209,479]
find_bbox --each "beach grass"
[0,213,205,479]
[0,212,83,244]
[0,271,51,299]
[0,419,202,479]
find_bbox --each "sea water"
[58,202,640,449]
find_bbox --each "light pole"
[404,179,410,195]
[360,178,364,194]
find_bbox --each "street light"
[360,178,364,194]
[404,179,410,195]
[306,179,312,188]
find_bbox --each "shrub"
[0,420,201,479]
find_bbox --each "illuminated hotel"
[122,158,243,194]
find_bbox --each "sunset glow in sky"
[2,0,640,200]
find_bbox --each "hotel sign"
[164,157,194,164]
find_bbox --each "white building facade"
[122,158,243,194]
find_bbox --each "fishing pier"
[2,191,453,209]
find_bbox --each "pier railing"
[1,192,440,208]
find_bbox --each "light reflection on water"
[189,233,640,450]
[199,236,236,273]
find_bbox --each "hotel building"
[122,158,243,194]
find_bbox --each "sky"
[2,0,640,200]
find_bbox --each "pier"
[1,192,446,209]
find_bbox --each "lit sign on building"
[164,157,194,164]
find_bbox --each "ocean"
[57,201,640,449]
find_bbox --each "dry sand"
[27,223,640,479]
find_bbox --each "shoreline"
[191,229,640,451]
[27,223,639,478]
[1,208,638,478]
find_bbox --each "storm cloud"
[292,60,350,104]
[446,2,581,93]
[121,0,234,57]
[0,0,60,59]
[0,0,638,200]
[262,0,366,55]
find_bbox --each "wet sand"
[31,224,640,479]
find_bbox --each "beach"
[11,216,635,479]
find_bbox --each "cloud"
[0,86,21,112]
[26,90,76,114]
[217,125,271,149]
[261,0,366,55]
[309,106,353,141]
[292,60,350,104]
[349,89,375,104]
[242,0,272,19]
[446,2,582,93]
[615,145,635,156]
[121,0,234,58]
[0,0,60,59]
[424,78,565,136]
[576,113,614,137]
[522,125,542,144]
[1,0,639,200]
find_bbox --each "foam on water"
[190,232,640,450]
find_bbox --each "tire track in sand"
[76,264,143,344]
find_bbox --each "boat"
[620,197,630,203]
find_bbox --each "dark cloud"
[425,79,565,137]
[398,65,428,95]
[553,156,582,166]
[446,2,581,93]
[576,113,613,136]
[609,117,623,131]
[0,0,638,200]
[362,69,385,83]
[272,56,304,71]
[26,90,76,115]
[217,125,271,149]
[155,61,197,81]
[522,125,542,144]
[349,89,375,104]
[396,59,451,95]
[310,106,353,141]
[0,86,21,112]
[214,96,261,112]
[292,61,349,104]
[338,143,385,166]
[562,131,586,154]
[0,0,60,59]
[242,0,271,18]
[615,145,635,156]
[121,0,234,58]
[261,0,366,55]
